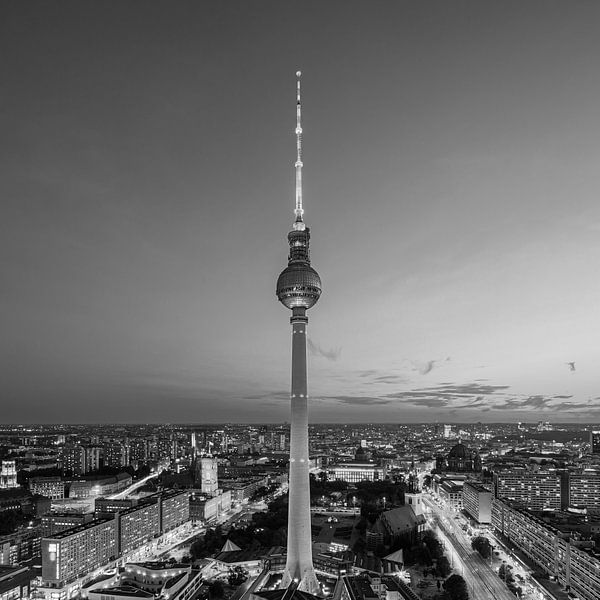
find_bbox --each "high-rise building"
[0,460,18,489]
[462,482,492,524]
[84,446,102,473]
[443,424,452,438]
[589,431,600,454]
[275,71,322,595]
[102,441,128,469]
[60,445,85,475]
[196,457,218,495]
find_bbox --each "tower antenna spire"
[293,70,305,231]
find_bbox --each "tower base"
[280,567,320,597]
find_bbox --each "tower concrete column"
[281,309,319,594]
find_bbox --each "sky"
[1,1,600,424]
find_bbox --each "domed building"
[436,441,482,473]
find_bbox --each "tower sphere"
[276,263,321,310]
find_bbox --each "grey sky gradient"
[2,1,600,423]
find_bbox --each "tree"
[190,538,207,560]
[436,556,452,578]
[422,531,444,561]
[443,574,469,600]
[498,563,514,584]
[228,566,249,586]
[471,536,492,559]
[208,581,225,600]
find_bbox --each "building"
[29,477,65,500]
[195,457,218,494]
[159,490,189,533]
[41,513,94,536]
[0,528,43,565]
[127,438,149,466]
[436,442,481,473]
[94,498,138,520]
[437,480,464,512]
[366,506,426,550]
[443,425,452,439]
[0,462,17,490]
[41,519,118,590]
[68,474,132,499]
[84,447,102,473]
[84,562,202,600]
[0,566,33,600]
[102,442,128,469]
[40,491,191,599]
[275,71,321,596]
[60,446,85,476]
[328,463,386,483]
[492,498,600,600]
[336,574,419,600]
[462,482,492,524]
[221,476,268,504]
[568,470,600,510]
[118,502,160,555]
[590,431,600,454]
[493,470,562,511]
[189,489,231,523]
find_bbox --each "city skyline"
[2,1,600,423]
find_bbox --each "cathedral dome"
[448,443,469,459]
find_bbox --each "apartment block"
[494,470,562,510]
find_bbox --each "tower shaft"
[281,308,319,594]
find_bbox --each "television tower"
[276,71,321,595]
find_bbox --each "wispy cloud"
[326,395,392,406]
[383,382,510,410]
[307,339,341,361]
[372,374,407,384]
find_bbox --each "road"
[423,495,515,600]
[108,472,159,499]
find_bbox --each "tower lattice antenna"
[293,70,305,231]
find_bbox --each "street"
[423,495,516,600]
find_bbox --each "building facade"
[328,463,386,483]
[492,498,600,600]
[0,462,17,490]
[462,482,492,524]
[41,519,118,589]
[493,470,562,511]
[29,477,65,500]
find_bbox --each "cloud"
[491,396,592,413]
[421,360,436,375]
[407,359,438,375]
[358,370,377,378]
[244,391,289,401]
[383,382,510,409]
[372,374,407,384]
[493,396,550,411]
[307,339,341,361]
[566,362,576,372]
[326,395,392,406]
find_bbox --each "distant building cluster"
[0,420,600,600]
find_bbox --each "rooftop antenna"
[293,71,305,231]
